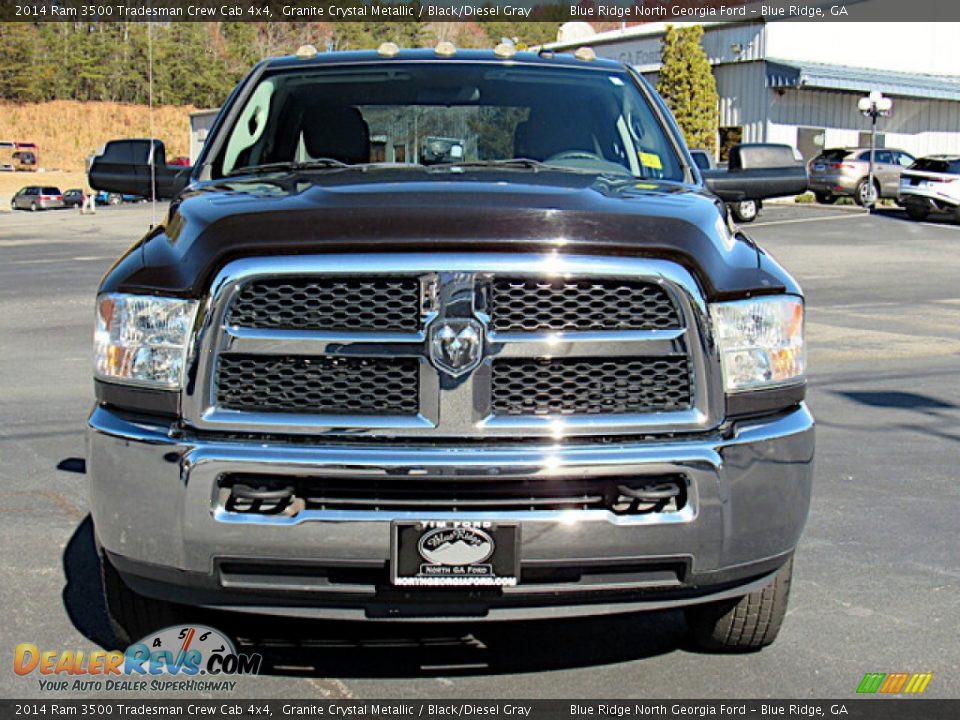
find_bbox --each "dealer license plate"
[390,521,519,587]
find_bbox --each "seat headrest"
[301,106,370,164]
[513,109,596,161]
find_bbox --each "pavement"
[1,202,958,699]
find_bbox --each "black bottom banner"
[1,700,956,720]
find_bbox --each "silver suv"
[808,147,914,205]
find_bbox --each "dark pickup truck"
[88,45,813,652]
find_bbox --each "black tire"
[906,205,930,221]
[730,199,759,223]
[814,192,836,205]
[9,199,15,211]
[685,558,793,652]
[101,550,186,648]
[854,179,879,207]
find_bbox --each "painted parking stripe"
[750,213,866,227]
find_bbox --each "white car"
[900,156,960,222]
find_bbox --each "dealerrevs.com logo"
[15,625,262,693]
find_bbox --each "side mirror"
[702,143,808,202]
[88,139,192,200]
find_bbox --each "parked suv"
[899,155,960,222]
[88,47,813,653]
[808,147,914,205]
[10,185,63,211]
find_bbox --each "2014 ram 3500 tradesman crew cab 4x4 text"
[87,47,813,652]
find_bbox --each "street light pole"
[857,91,893,209]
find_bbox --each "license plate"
[391,521,519,587]
[813,163,826,172]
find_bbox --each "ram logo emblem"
[429,319,483,376]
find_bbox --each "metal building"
[548,20,960,161]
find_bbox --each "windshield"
[214,61,684,182]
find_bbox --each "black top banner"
[1,0,957,23]
[1,700,958,719]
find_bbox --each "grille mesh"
[217,355,419,415]
[490,278,680,332]
[228,278,421,332]
[491,357,691,416]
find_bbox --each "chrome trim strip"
[183,253,722,438]
[213,506,696,528]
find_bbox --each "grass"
[0,100,196,172]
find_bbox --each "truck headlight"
[95,294,198,389]
[710,296,805,392]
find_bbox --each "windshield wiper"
[428,158,547,171]
[226,158,351,177]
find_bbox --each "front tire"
[730,199,759,223]
[685,558,793,652]
[101,551,186,648]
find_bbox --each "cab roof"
[262,48,625,72]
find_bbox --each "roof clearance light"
[435,41,457,57]
[296,44,318,59]
[494,43,517,59]
[378,42,400,58]
[574,47,597,61]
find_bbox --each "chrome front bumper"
[87,404,814,620]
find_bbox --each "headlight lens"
[710,296,805,392]
[95,294,198,389]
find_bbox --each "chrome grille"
[189,254,720,438]
[227,278,420,332]
[489,277,679,332]
[217,356,419,415]
[491,357,692,416]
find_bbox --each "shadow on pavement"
[62,516,689,676]
[835,390,956,412]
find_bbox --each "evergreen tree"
[657,25,719,156]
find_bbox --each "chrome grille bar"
[182,253,722,438]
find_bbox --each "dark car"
[10,185,63,211]
[63,188,85,208]
[87,46,812,653]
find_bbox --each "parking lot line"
[750,213,866,228]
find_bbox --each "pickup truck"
[88,45,813,652]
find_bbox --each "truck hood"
[106,168,797,301]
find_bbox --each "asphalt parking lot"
[1,202,958,699]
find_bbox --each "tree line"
[0,21,564,108]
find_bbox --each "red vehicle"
[169,155,191,167]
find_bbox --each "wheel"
[906,204,930,221]
[854,179,879,207]
[109,195,121,205]
[30,201,37,212]
[9,199,15,211]
[100,550,186,648]
[685,558,793,652]
[730,199,759,223]
[814,192,836,205]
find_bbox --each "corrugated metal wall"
[587,22,960,158]
[768,88,960,156]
